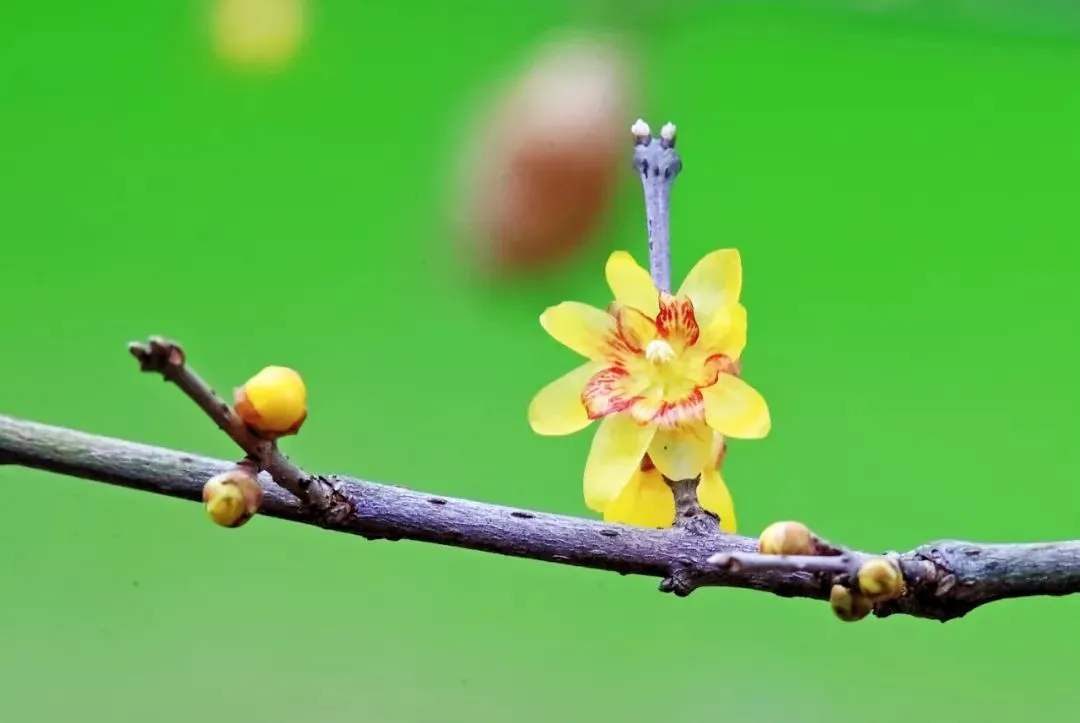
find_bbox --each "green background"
[3,2,1079,721]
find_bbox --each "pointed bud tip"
[630,118,651,141]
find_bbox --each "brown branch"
[2,412,1080,623]
[0,337,1079,622]
[127,337,350,522]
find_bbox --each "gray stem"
[632,120,682,292]
[5,412,1080,622]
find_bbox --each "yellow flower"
[528,249,770,530]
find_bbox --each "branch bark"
[3,410,1080,622]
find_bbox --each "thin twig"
[631,118,681,294]
[127,337,350,521]
[3,413,1080,622]
[708,552,861,576]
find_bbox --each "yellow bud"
[234,365,307,438]
[758,521,813,556]
[857,557,905,601]
[202,468,263,528]
[829,584,873,623]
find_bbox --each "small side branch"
[128,337,350,521]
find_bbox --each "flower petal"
[656,292,700,350]
[633,388,706,429]
[583,366,651,419]
[698,303,748,361]
[603,468,676,528]
[583,414,657,512]
[701,374,771,439]
[540,302,616,360]
[711,431,728,469]
[699,466,737,533]
[606,251,660,318]
[610,302,658,354]
[676,248,742,327]
[528,361,603,436]
[647,423,713,481]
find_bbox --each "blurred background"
[3,1,1080,721]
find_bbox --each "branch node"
[935,573,958,596]
[664,475,719,536]
[660,563,698,597]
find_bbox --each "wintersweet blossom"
[528,249,770,530]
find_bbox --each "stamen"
[645,339,676,365]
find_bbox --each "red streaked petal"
[656,292,700,349]
[630,388,706,429]
[628,385,664,425]
[582,366,649,419]
[687,352,740,388]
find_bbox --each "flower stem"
[631,119,683,293]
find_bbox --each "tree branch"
[3,408,1080,622]
[127,337,350,521]
[4,120,1071,624]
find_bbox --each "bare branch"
[3,412,1080,622]
[127,337,350,521]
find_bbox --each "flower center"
[645,339,676,366]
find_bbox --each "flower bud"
[758,521,813,556]
[857,557,905,601]
[234,365,307,438]
[202,467,263,528]
[829,584,873,623]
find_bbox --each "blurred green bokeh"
[3,2,1080,722]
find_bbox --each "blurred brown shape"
[211,0,307,70]
[454,32,636,275]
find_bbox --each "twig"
[127,336,350,522]
[631,118,682,293]
[3,412,1080,622]
[707,552,859,576]
[633,119,712,528]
